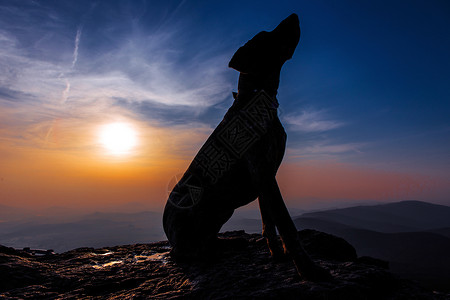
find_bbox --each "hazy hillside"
[0,207,264,253]
[2,200,450,292]
[294,201,450,292]
[428,227,450,238]
[0,211,165,253]
[0,204,35,223]
[300,200,450,232]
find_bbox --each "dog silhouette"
[163,13,330,281]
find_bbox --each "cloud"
[300,142,365,155]
[283,109,345,132]
[89,30,233,109]
[0,4,235,130]
[0,2,237,161]
[61,79,71,103]
[71,28,82,68]
[0,87,34,103]
[285,141,366,160]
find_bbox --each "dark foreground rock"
[0,230,447,299]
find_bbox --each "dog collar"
[233,90,279,109]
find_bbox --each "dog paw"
[268,246,287,261]
[304,264,333,282]
[291,253,332,281]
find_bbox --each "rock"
[358,256,390,269]
[299,229,358,262]
[0,230,447,299]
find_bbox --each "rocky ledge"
[0,230,447,299]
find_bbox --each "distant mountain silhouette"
[428,227,450,238]
[300,200,450,232]
[0,204,35,223]
[294,201,450,293]
[2,200,450,293]
[0,211,165,253]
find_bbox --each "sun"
[99,122,138,155]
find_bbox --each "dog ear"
[228,31,271,75]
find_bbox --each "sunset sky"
[1,0,449,213]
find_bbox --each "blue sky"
[0,0,449,210]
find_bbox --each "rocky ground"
[1,230,448,299]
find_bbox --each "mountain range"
[1,200,450,293]
[293,201,450,293]
[0,210,165,252]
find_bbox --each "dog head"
[229,13,300,77]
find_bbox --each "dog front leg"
[258,177,330,281]
[258,197,284,259]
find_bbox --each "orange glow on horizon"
[1,109,448,212]
[277,160,449,206]
[0,116,212,210]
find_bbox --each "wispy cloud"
[91,29,233,109]
[283,140,367,162]
[283,107,365,160]
[0,8,234,116]
[60,79,71,104]
[296,142,365,156]
[71,28,82,68]
[283,109,345,132]
[0,3,236,158]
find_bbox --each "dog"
[163,13,330,281]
